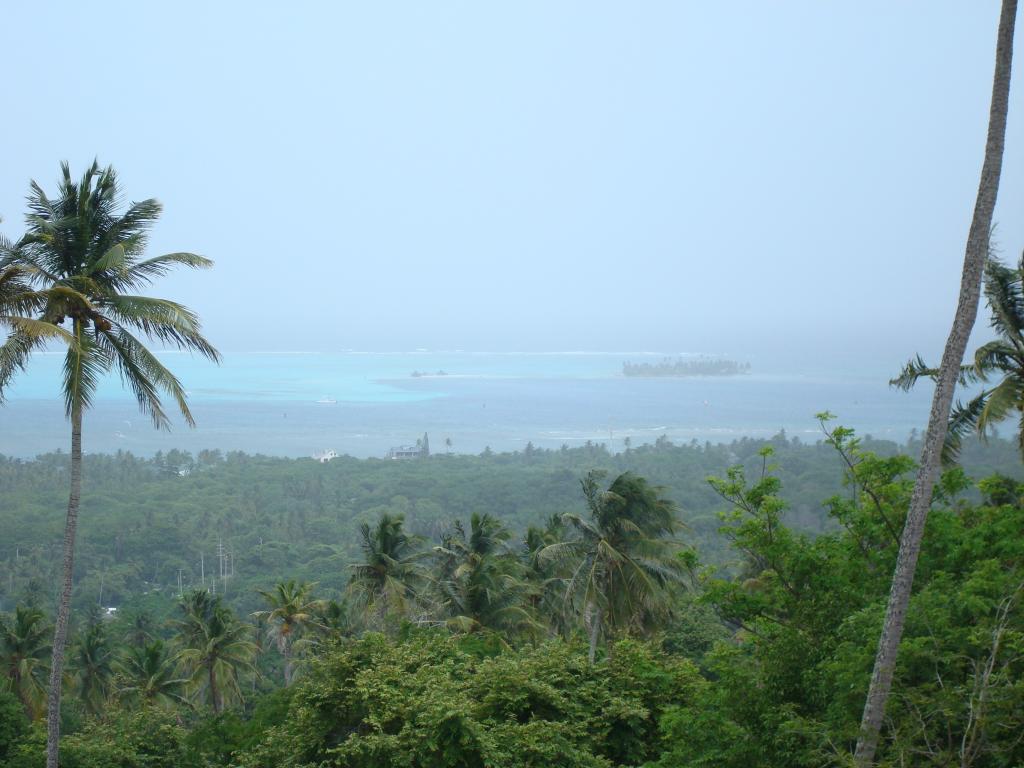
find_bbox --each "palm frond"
[891,355,941,391]
[62,327,111,418]
[890,354,980,391]
[88,243,127,275]
[97,199,163,257]
[978,375,1024,433]
[119,252,213,289]
[100,325,198,428]
[983,257,1024,345]
[102,295,220,362]
[971,339,1019,379]
[95,328,171,429]
[942,393,990,465]
[5,317,74,345]
[0,331,42,400]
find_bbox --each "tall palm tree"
[542,471,685,663]
[0,161,220,768]
[68,621,114,717]
[431,513,537,637]
[855,2,1018,764]
[315,599,351,637]
[522,515,573,638]
[122,611,156,649]
[115,640,189,710]
[0,606,51,720]
[174,590,255,714]
[893,255,1024,460]
[295,599,353,664]
[347,514,425,631]
[252,580,324,685]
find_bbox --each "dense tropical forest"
[1,428,1023,766]
[0,430,1021,621]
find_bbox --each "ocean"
[0,351,934,459]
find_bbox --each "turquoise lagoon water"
[0,351,933,459]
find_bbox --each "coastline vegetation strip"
[622,357,751,377]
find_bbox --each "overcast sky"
[1,2,1021,368]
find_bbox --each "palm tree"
[542,471,685,663]
[252,580,324,685]
[296,599,352,661]
[115,640,189,710]
[431,513,537,637]
[315,599,351,637]
[522,515,573,638]
[174,590,255,713]
[0,606,51,720]
[68,620,114,717]
[0,161,220,768]
[122,611,156,649]
[855,2,1018,764]
[893,256,1024,461]
[347,514,425,631]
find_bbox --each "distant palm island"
[622,357,751,377]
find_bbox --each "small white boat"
[316,396,337,404]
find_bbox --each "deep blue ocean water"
[0,351,934,458]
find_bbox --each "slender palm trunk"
[12,667,32,720]
[587,603,602,665]
[209,664,222,714]
[854,2,1017,764]
[46,398,83,768]
[283,640,293,686]
[377,587,390,633]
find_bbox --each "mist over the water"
[2,2,1022,379]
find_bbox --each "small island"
[411,369,449,377]
[622,357,751,377]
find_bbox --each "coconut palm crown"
[0,160,220,425]
[348,513,426,630]
[253,580,325,685]
[542,471,686,663]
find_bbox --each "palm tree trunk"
[12,668,32,720]
[209,664,222,714]
[587,604,602,665]
[283,642,293,686]
[853,2,1017,764]
[46,398,83,768]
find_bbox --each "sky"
[1,2,1021,370]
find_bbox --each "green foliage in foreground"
[241,634,697,768]
[1,431,1023,766]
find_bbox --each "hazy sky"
[2,2,1021,368]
